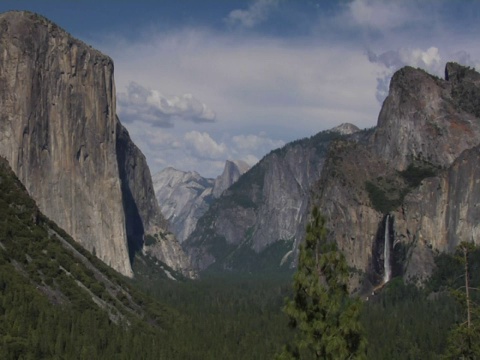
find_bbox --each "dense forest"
[1,155,479,359]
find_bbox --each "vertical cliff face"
[371,65,480,170]
[0,11,132,276]
[0,11,192,278]
[116,122,193,276]
[393,145,480,281]
[312,63,480,290]
[184,125,360,272]
[212,160,250,198]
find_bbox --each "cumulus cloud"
[368,47,443,102]
[232,133,285,154]
[225,0,279,28]
[184,131,228,161]
[93,1,480,178]
[117,82,215,127]
[368,47,441,71]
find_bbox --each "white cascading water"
[383,215,391,283]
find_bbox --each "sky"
[1,0,480,178]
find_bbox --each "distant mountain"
[184,62,480,293]
[153,168,214,243]
[212,160,251,198]
[0,11,193,278]
[153,160,250,242]
[183,124,360,272]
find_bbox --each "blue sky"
[1,1,480,177]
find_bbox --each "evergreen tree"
[444,241,480,359]
[278,207,366,359]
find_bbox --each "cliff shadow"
[116,122,145,264]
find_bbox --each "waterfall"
[383,215,392,283]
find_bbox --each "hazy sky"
[1,0,480,177]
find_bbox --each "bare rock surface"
[153,160,249,243]
[0,11,192,278]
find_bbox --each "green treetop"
[278,207,366,359]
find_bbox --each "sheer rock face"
[184,127,357,272]
[116,123,193,276]
[393,145,480,281]
[0,11,191,278]
[152,160,249,243]
[212,160,250,198]
[312,63,480,289]
[371,65,480,170]
[153,168,214,243]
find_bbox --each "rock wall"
[371,65,480,170]
[0,11,192,278]
[153,160,250,243]
[117,122,192,276]
[185,126,360,271]
[393,145,480,281]
[313,63,480,290]
[0,11,132,276]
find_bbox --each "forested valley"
[1,155,479,359]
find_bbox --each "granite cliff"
[153,160,250,242]
[0,11,191,277]
[185,63,480,289]
[312,63,480,290]
[184,125,360,272]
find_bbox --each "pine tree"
[444,241,480,359]
[278,207,366,359]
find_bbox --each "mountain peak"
[212,159,251,198]
[373,62,480,171]
[445,62,480,83]
[328,123,360,135]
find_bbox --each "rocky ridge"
[185,62,480,289]
[312,63,480,290]
[153,160,250,242]
[184,124,360,272]
[0,11,192,278]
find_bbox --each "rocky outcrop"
[312,63,480,291]
[185,62,480,288]
[212,160,250,198]
[371,65,480,170]
[153,160,250,243]
[116,123,192,276]
[0,11,191,278]
[393,145,480,281]
[184,126,359,272]
[153,168,214,243]
[328,123,360,136]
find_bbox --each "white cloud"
[91,1,480,178]
[368,46,443,102]
[345,0,414,31]
[232,133,284,153]
[117,82,215,127]
[184,131,228,160]
[97,28,380,176]
[225,0,279,29]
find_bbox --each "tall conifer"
[278,207,366,359]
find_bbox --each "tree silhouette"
[278,207,366,359]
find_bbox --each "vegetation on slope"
[366,159,439,213]
[1,153,479,359]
